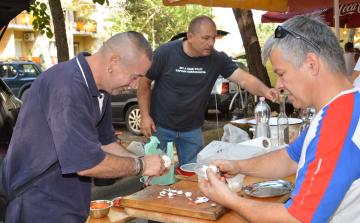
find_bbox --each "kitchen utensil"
[89,200,113,218]
[120,185,230,220]
[242,180,295,198]
[175,163,197,176]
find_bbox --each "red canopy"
[261,3,360,28]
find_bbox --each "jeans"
[149,126,205,167]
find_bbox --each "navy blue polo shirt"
[3,52,116,222]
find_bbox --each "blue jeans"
[149,126,205,167]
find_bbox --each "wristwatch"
[134,156,146,175]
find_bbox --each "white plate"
[247,117,302,126]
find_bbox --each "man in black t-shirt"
[138,16,278,167]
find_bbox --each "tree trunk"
[232,8,275,110]
[348,28,355,43]
[49,0,69,63]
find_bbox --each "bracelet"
[140,158,146,175]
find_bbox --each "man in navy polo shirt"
[3,31,168,222]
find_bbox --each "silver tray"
[242,180,295,198]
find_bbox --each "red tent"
[261,3,360,28]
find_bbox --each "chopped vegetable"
[90,202,110,209]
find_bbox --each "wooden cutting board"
[120,185,230,220]
[175,174,198,182]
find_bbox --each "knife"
[144,147,167,187]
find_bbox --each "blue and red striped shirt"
[285,88,360,223]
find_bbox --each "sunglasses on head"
[274,26,321,54]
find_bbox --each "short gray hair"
[262,14,346,75]
[188,15,216,36]
[101,31,153,67]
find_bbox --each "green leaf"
[44,20,50,25]
[40,30,45,35]
[33,24,38,30]
[46,31,53,39]
[40,3,47,11]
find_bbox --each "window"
[18,64,40,76]
[50,41,57,57]
[9,66,19,77]
[0,65,8,78]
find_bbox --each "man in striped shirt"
[199,14,360,223]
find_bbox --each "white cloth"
[344,52,357,78]
[352,59,360,87]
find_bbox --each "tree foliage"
[28,2,53,38]
[255,22,275,46]
[105,0,212,49]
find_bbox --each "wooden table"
[86,174,295,223]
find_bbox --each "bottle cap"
[279,94,285,101]
[259,97,265,101]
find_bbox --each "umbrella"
[163,0,358,13]
[262,3,360,28]
[163,0,360,39]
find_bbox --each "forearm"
[227,69,270,96]
[101,142,137,158]
[137,78,152,117]
[239,149,297,179]
[78,153,137,178]
[227,196,300,223]
[241,73,270,96]
[349,70,360,84]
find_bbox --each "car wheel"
[125,105,143,136]
[20,88,29,101]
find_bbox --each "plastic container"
[254,97,271,139]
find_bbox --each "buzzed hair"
[101,31,153,67]
[188,15,216,36]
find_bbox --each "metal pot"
[175,163,196,176]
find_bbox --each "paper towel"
[238,137,271,149]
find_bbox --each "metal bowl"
[89,200,113,218]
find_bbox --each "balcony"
[9,12,35,28]
[74,18,97,34]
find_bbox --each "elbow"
[77,170,89,177]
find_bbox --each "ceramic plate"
[242,180,295,198]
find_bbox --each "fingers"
[151,123,157,133]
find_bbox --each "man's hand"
[142,154,169,177]
[140,115,156,138]
[199,168,238,207]
[264,88,280,103]
[212,159,241,178]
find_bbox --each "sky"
[212,8,267,56]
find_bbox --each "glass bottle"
[254,97,271,138]
[277,94,289,145]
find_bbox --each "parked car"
[205,60,248,114]
[0,77,22,154]
[0,59,43,101]
[111,87,141,135]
